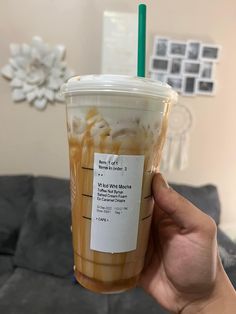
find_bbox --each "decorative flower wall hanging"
[1,36,73,110]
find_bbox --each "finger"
[151,204,169,235]
[152,173,210,231]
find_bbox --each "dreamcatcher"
[161,104,193,172]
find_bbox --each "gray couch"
[0,175,235,314]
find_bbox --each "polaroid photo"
[187,41,201,60]
[182,76,196,96]
[167,76,183,92]
[150,56,170,73]
[196,79,215,95]
[168,41,187,58]
[150,72,167,83]
[200,61,214,79]
[153,37,169,57]
[183,60,201,76]
[170,58,182,75]
[200,44,221,62]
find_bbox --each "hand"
[140,173,236,314]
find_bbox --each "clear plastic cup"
[61,75,177,293]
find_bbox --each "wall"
[0,0,236,223]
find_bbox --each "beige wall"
[0,0,236,223]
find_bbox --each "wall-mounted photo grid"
[149,37,221,96]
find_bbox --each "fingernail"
[157,173,169,189]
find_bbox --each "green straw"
[137,4,146,77]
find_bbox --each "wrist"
[181,266,236,314]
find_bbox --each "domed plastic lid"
[61,75,178,102]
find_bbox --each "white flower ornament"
[1,36,73,110]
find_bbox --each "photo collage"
[149,37,221,96]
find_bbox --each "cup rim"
[61,74,178,102]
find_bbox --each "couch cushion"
[14,177,73,277]
[170,183,221,225]
[107,287,168,314]
[0,268,107,314]
[0,272,12,290]
[217,228,236,256]
[0,175,33,254]
[217,228,236,289]
[0,268,168,314]
[0,255,14,276]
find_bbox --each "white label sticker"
[90,153,144,253]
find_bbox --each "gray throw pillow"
[14,177,73,277]
[170,183,221,225]
[0,175,33,254]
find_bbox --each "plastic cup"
[61,75,177,293]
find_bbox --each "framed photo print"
[201,44,220,61]
[187,41,201,60]
[196,79,215,95]
[169,41,187,58]
[167,76,183,92]
[183,61,201,76]
[150,72,167,83]
[170,58,182,75]
[200,61,214,79]
[150,35,221,97]
[183,76,196,96]
[150,57,170,73]
[153,37,169,57]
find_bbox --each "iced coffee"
[61,75,177,293]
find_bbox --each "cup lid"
[61,74,178,102]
